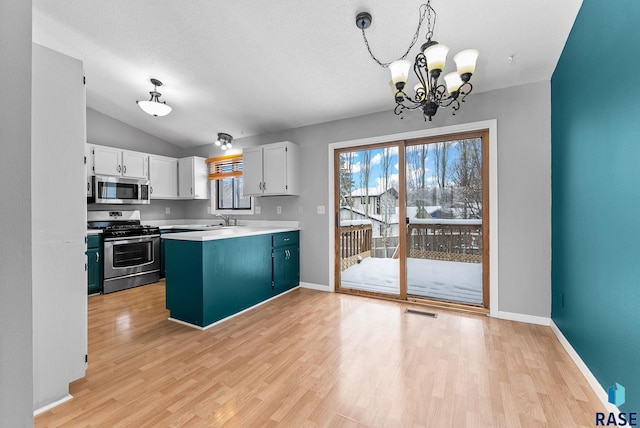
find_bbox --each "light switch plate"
[317,205,325,214]
[276,206,282,214]
[255,206,261,214]
[165,207,170,214]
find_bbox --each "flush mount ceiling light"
[214,132,233,150]
[136,78,172,117]
[356,1,479,121]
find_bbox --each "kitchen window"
[207,154,254,215]
[216,177,251,210]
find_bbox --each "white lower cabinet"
[178,156,209,199]
[149,155,179,199]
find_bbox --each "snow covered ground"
[339,257,483,305]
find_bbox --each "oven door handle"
[103,234,160,243]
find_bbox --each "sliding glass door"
[405,131,488,307]
[334,142,405,298]
[334,130,489,309]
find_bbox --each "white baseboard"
[299,282,330,292]
[168,286,301,330]
[496,311,550,326]
[550,320,617,413]
[34,394,73,416]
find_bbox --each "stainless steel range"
[88,210,160,293]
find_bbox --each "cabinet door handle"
[263,182,266,191]
[191,187,193,195]
[87,182,90,191]
[117,165,122,173]
[150,186,153,194]
[96,252,100,262]
[258,182,262,190]
[123,165,127,174]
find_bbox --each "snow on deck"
[340,257,482,305]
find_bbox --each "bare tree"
[433,141,452,216]
[339,152,355,219]
[380,147,394,255]
[406,144,430,218]
[360,150,372,218]
[451,138,482,219]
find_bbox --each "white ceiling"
[32,0,582,148]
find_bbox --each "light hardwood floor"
[36,282,604,427]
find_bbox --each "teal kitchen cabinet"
[160,228,197,278]
[86,234,103,294]
[164,229,300,328]
[272,231,300,293]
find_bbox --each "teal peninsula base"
[164,229,299,328]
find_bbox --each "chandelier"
[136,78,172,117]
[214,132,233,150]
[356,1,479,121]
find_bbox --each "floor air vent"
[405,308,438,318]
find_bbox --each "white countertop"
[161,226,299,242]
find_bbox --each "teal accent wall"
[552,0,640,412]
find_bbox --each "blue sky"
[341,142,464,194]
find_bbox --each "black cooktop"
[88,221,160,239]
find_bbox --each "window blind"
[205,153,243,180]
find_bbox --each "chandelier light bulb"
[423,43,449,72]
[389,60,411,88]
[454,49,479,76]
[444,72,463,94]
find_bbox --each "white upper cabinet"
[178,156,209,199]
[242,146,264,196]
[92,145,122,176]
[149,155,179,199]
[121,151,148,179]
[242,141,299,196]
[91,145,149,179]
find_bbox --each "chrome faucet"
[215,214,232,226]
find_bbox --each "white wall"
[0,0,34,425]
[183,81,552,318]
[87,107,183,158]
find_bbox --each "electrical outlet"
[317,205,325,214]
[298,205,303,214]
[165,207,170,214]
[255,206,261,214]
[276,206,282,214]
[206,206,211,214]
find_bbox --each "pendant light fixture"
[214,132,233,150]
[136,78,172,117]
[356,1,479,121]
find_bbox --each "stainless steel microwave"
[91,175,150,204]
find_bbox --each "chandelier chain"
[360,2,434,68]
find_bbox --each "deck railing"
[339,224,372,270]
[407,220,482,263]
